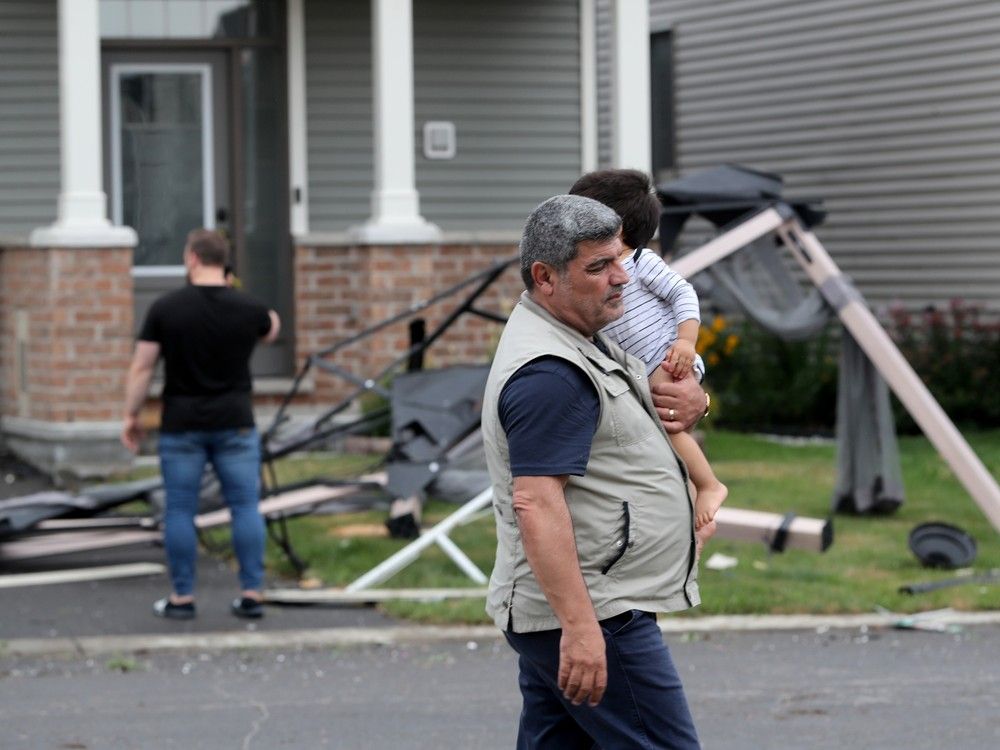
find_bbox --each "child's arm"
[664,318,699,380]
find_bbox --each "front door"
[105,50,230,335]
[103,46,292,376]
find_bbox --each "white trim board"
[0,562,165,589]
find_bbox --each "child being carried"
[570,169,728,529]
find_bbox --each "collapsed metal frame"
[0,257,518,568]
[261,255,517,464]
[342,200,1000,592]
[668,203,1000,533]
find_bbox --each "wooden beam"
[713,507,832,553]
[0,477,387,562]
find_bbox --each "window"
[650,30,675,181]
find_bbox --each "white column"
[30,0,136,248]
[287,0,310,238]
[579,0,598,173]
[351,0,440,243]
[612,0,652,172]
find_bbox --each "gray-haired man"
[482,195,713,748]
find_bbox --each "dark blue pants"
[504,610,700,750]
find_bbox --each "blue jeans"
[158,428,265,596]
[504,610,700,750]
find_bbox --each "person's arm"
[663,318,699,380]
[261,310,281,344]
[513,474,607,707]
[636,254,700,382]
[650,370,708,433]
[121,341,160,453]
[500,358,605,706]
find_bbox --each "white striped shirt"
[602,248,701,376]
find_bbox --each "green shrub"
[698,315,838,433]
[883,299,1000,430]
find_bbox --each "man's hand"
[650,370,706,433]
[122,341,159,453]
[559,621,608,707]
[121,414,144,453]
[513,475,607,707]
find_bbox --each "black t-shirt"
[139,284,272,432]
[498,356,600,477]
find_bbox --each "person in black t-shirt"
[122,229,280,621]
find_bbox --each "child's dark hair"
[569,169,661,250]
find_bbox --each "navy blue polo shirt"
[498,356,600,477]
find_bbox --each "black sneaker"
[231,597,264,619]
[153,597,196,620]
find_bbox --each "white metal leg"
[433,533,488,584]
[347,488,493,591]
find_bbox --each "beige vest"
[483,292,699,633]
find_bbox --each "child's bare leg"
[669,431,728,529]
[649,365,728,529]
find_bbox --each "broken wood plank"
[713,507,832,552]
[0,529,162,561]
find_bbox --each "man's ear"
[530,261,558,295]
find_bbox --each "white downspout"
[287,0,310,239]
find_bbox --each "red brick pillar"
[293,241,522,406]
[0,244,134,477]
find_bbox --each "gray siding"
[0,0,59,238]
[305,0,582,232]
[304,0,372,232]
[640,0,1000,314]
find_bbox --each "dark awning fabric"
[654,164,904,517]
[0,477,163,539]
[832,331,905,515]
[386,364,491,499]
[655,163,826,252]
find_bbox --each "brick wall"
[0,245,133,423]
[294,242,524,404]
[0,241,523,431]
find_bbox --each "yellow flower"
[724,333,739,355]
[707,352,721,367]
[711,316,727,333]
[696,328,717,354]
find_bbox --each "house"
[2,0,997,475]
[0,0,652,475]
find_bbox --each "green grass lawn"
[245,430,1000,624]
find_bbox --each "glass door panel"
[104,50,229,335]
[112,65,212,268]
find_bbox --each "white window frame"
[108,62,215,273]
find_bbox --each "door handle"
[216,207,229,224]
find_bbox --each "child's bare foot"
[694,481,728,530]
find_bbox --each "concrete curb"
[4,612,1000,659]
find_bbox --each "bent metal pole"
[777,220,1000,534]
[666,204,1000,534]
